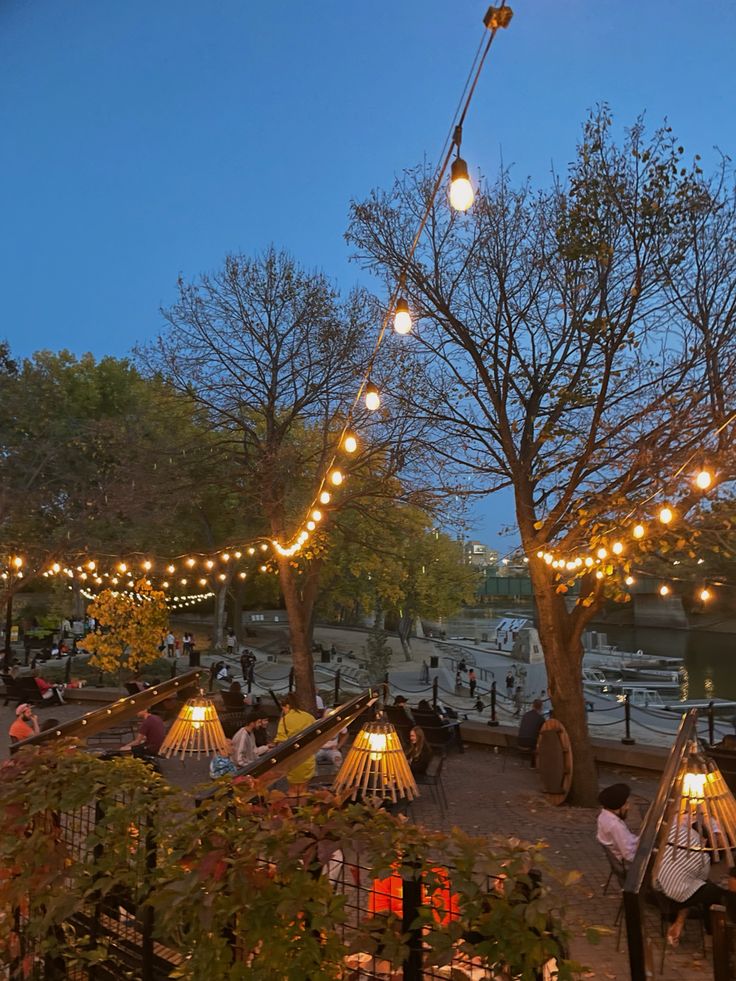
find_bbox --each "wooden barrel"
[536,718,573,805]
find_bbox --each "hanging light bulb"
[365,383,380,411]
[311,509,322,522]
[700,587,712,602]
[612,542,624,555]
[206,560,214,570]
[319,491,331,505]
[162,581,169,588]
[167,564,175,574]
[633,524,645,539]
[143,560,152,571]
[596,547,608,560]
[260,543,269,552]
[625,575,635,586]
[659,507,673,525]
[659,584,670,596]
[584,557,594,567]
[393,297,412,335]
[87,561,96,571]
[247,547,255,555]
[239,571,246,579]
[343,434,358,454]
[199,578,207,586]
[118,562,127,573]
[222,553,230,562]
[696,469,712,490]
[449,156,474,211]
[234,551,242,559]
[52,562,61,574]
[330,469,344,486]
[307,521,315,531]
[187,557,196,568]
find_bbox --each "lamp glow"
[633,524,645,539]
[700,588,712,602]
[696,470,712,490]
[659,584,670,596]
[311,509,322,522]
[625,576,635,586]
[319,491,331,505]
[365,383,380,411]
[343,434,358,454]
[330,469,344,486]
[449,156,474,211]
[612,542,624,555]
[659,507,673,525]
[393,297,412,335]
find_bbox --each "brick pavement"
[0,698,713,979]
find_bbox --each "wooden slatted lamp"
[332,720,418,803]
[159,694,228,760]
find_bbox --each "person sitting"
[517,698,545,751]
[121,708,166,759]
[31,669,65,704]
[316,723,349,769]
[9,703,40,743]
[253,714,270,748]
[231,714,272,767]
[596,782,639,864]
[209,739,238,779]
[414,700,463,753]
[655,807,727,946]
[127,674,149,693]
[393,695,415,723]
[405,726,433,775]
[217,663,234,684]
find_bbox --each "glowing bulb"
[187,558,196,568]
[311,509,322,522]
[162,581,169,588]
[543,553,553,564]
[260,565,267,573]
[52,563,61,574]
[167,564,175,574]
[248,547,255,555]
[682,771,706,797]
[449,156,474,211]
[700,588,711,602]
[143,560,152,571]
[12,556,22,568]
[87,561,96,571]
[260,543,268,552]
[612,542,623,555]
[625,576,635,586]
[659,507,673,525]
[234,551,242,559]
[393,297,412,335]
[659,584,670,596]
[199,578,207,586]
[307,521,315,531]
[118,562,127,573]
[222,553,230,562]
[365,383,380,411]
[633,524,645,539]
[367,732,388,758]
[696,470,712,490]
[596,547,608,560]
[181,578,187,585]
[574,557,583,567]
[596,570,604,580]
[343,434,358,453]
[536,551,543,559]
[319,491,331,505]
[330,469,343,486]
[239,571,246,579]
[218,573,226,581]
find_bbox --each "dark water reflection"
[596,624,736,703]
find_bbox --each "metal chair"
[600,844,627,950]
[413,754,448,817]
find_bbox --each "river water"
[596,623,736,703]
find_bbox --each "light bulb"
[248,547,255,555]
[659,507,673,525]
[206,560,214,569]
[167,564,175,573]
[319,491,331,505]
[596,570,604,580]
[365,383,380,411]
[187,557,196,567]
[239,571,246,579]
[87,561,96,571]
[612,542,623,555]
[307,521,315,531]
[625,576,635,586]
[633,524,645,539]
[118,562,127,573]
[311,509,322,522]
[393,297,412,335]
[696,470,712,490]
[330,469,344,486]
[143,560,152,571]
[260,543,268,552]
[222,553,230,561]
[343,434,358,453]
[597,547,608,560]
[700,588,711,602]
[52,563,61,574]
[659,584,670,596]
[584,557,594,567]
[449,156,474,211]
[199,578,207,586]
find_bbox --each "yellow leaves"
[533,520,544,530]
[83,578,169,675]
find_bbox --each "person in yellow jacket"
[275,693,316,799]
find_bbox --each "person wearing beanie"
[9,703,40,743]
[596,782,639,863]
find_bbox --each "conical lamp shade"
[656,752,736,876]
[332,720,418,803]
[159,695,228,759]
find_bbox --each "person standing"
[468,668,477,698]
[226,629,237,656]
[275,693,316,799]
[9,703,40,742]
[165,630,175,658]
[505,670,515,699]
[182,631,193,658]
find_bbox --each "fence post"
[708,701,715,746]
[383,671,390,704]
[711,904,730,981]
[288,667,295,693]
[622,693,635,745]
[141,812,156,981]
[401,873,423,981]
[246,665,253,694]
[334,668,341,707]
[432,677,439,709]
[170,659,177,680]
[487,681,499,726]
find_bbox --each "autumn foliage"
[81,578,169,676]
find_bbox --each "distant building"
[464,541,498,568]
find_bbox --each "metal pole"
[401,874,423,981]
[64,656,72,683]
[170,659,177,680]
[711,905,730,981]
[334,668,341,707]
[432,676,439,709]
[288,667,294,693]
[708,701,715,746]
[622,693,635,745]
[3,594,12,669]
[383,671,389,704]
[487,681,499,726]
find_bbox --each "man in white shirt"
[231,716,270,767]
[596,783,639,863]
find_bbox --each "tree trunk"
[398,610,413,661]
[231,579,247,643]
[528,563,599,806]
[213,583,227,650]
[277,556,317,713]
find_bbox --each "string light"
[311,509,322,522]
[659,584,670,596]
[700,587,712,602]
[612,542,623,555]
[393,297,412,335]
[659,507,673,525]
[625,576,635,586]
[449,156,474,211]
[343,434,358,454]
[319,491,331,505]
[330,469,344,486]
[364,383,380,411]
[633,524,645,539]
[696,469,712,490]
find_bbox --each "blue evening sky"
[2,1,734,553]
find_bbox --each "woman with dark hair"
[405,726,432,775]
[275,693,316,798]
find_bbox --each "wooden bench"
[1,674,49,707]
